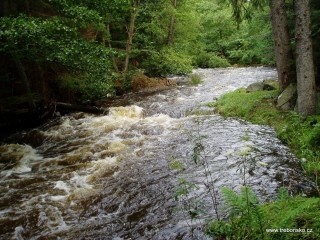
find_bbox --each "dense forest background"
[0,0,319,114]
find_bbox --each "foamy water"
[0,67,313,239]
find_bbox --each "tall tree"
[269,0,295,92]
[167,0,177,44]
[124,0,139,72]
[295,0,317,116]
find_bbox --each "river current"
[0,67,313,239]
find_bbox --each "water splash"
[0,67,313,239]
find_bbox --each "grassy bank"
[205,88,320,239]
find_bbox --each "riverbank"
[207,87,320,239]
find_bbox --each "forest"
[0,0,276,126]
[0,0,320,239]
[0,1,319,119]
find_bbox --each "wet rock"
[276,83,297,111]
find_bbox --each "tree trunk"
[295,0,316,116]
[124,0,138,73]
[269,0,295,92]
[106,24,119,73]
[167,0,177,44]
[12,55,35,111]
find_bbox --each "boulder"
[246,82,264,92]
[246,80,278,92]
[276,84,297,111]
[262,79,278,90]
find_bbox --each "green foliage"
[194,52,231,68]
[262,196,320,240]
[0,14,114,101]
[208,187,320,240]
[223,10,275,65]
[48,0,103,28]
[208,187,265,240]
[193,0,274,66]
[188,74,202,85]
[308,123,320,148]
[141,47,193,76]
[0,0,278,106]
[215,88,279,119]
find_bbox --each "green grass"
[207,192,320,240]
[214,88,281,124]
[262,196,320,240]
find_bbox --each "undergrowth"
[207,187,320,240]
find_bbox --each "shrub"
[188,74,202,85]
[141,48,193,76]
[194,52,230,68]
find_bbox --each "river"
[0,67,313,239]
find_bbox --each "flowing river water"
[0,67,314,239]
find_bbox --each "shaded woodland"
[0,0,319,132]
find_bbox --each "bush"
[208,55,231,68]
[188,74,202,85]
[194,52,230,68]
[141,47,193,76]
[0,15,115,102]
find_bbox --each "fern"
[215,187,266,239]
[221,187,245,217]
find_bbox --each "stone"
[276,83,297,111]
[262,79,278,90]
[246,80,278,93]
[246,82,264,92]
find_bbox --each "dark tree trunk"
[295,0,317,116]
[12,55,36,111]
[106,24,119,73]
[269,0,295,92]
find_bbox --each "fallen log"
[53,102,109,114]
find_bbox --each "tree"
[167,0,177,44]
[124,0,139,73]
[295,0,317,116]
[269,0,295,92]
